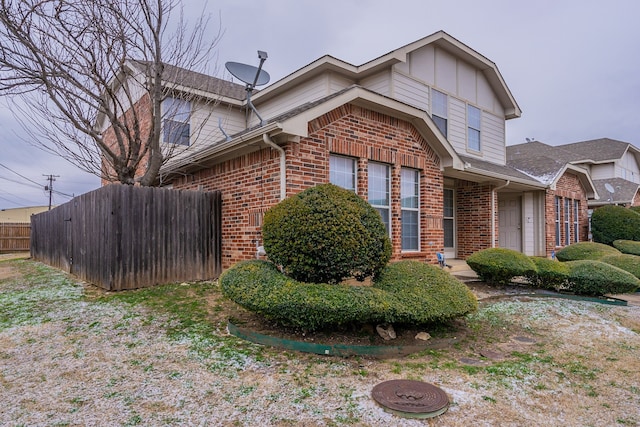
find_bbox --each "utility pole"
[43,174,59,210]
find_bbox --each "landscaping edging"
[479,291,628,306]
[227,322,432,358]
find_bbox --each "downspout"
[491,180,510,247]
[262,133,286,201]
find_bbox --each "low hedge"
[591,205,640,245]
[526,257,570,291]
[565,260,640,296]
[599,254,640,280]
[612,240,640,256]
[554,242,620,261]
[466,248,536,286]
[220,260,477,331]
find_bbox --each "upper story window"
[368,162,391,235]
[329,154,356,191]
[431,89,448,138]
[162,97,191,146]
[467,105,481,152]
[401,168,419,251]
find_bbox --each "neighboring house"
[103,31,605,269]
[0,206,50,222]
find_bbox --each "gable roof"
[558,138,638,163]
[591,178,640,206]
[252,31,521,119]
[505,141,598,197]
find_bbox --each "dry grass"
[1,258,639,426]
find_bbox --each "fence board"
[31,184,222,290]
[0,223,31,252]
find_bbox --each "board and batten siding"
[590,164,616,180]
[447,97,467,153]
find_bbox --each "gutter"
[262,133,286,201]
[491,180,510,248]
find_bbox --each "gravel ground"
[1,258,639,426]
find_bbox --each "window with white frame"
[431,89,448,138]
[329,155,356,191]
[401,168,419,251]
[467,105,481,152]
[555,196,561,246]
[368,162,391,235]
[162,97,191,146]
[564,198,571,246]
[573,199,580,243]
[443,188,455,248]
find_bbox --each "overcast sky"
[1,0,638,209]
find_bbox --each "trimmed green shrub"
[525,257,570,291]
[565,260,640,296]
[220,260,477,331]
[262,184,391,284]
[554,242,620,261]
[613,239,640,256]
[591,205,640,245]
[466,248,536,286]
[374,260,478,324]
[600,254,640,280]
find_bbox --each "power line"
[0,162,43,187]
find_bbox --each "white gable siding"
[434,48,457,93]
[361,70,392,96]
[391,72,429,110]
[408,44,435,85]
[328,73,353,93]
[254,74,333,126]
[482,111,506,164]
[618,151,640,183]
[457,60,476,103]
[590,163,615,180]
[448,97,467,153]
[194,103,245,144]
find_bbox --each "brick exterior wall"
[544,172,589,257]
[101,93,153,185]
[455,180,495,259]
[633,188,640,206]
[172,104,445,269]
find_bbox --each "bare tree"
[0,0,222,186]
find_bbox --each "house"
[104,30,602,269]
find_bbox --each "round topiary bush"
[262,184,391,284]
[599,254,640,280]
[612,239,640,256]
[591,205,640,245]
[220,260,477,331]
[565,260,640,296]
[526,257,570,291]
[554,242,620,261]
[466,248,536,286]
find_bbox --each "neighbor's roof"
[559,138,635,163]
[591,178,640,206]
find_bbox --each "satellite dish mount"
[604,182,615,204]
[225,51,271,126]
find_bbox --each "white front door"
[499,196,522,252]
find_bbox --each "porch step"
[440,259,478,279]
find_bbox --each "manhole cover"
[371,379,449,419]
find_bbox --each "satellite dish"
[224,51,271,126]
[225,62,270,87]
[604,183,615,194]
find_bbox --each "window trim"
[573,199,580,243]
[467,104,481,152]
[564,198,571,246]
[162,97,191,146]
[555,196,561,247]
[431,89,448,138]
[401,168,420,252]
[368,162,391,237]
[329,154,357,192]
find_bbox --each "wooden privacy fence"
[30,184,222,291]
[0,223,31,252]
